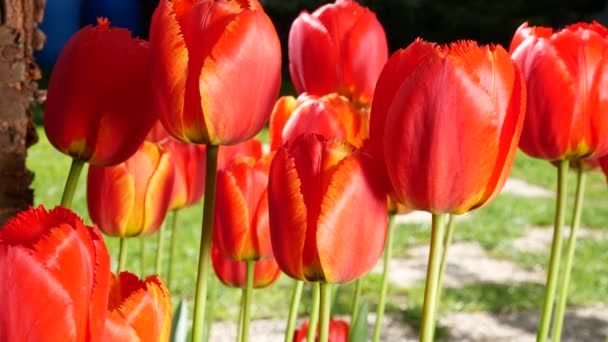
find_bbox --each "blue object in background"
[36,0,84,69]
[83,0,141,37]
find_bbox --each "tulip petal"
[268,148,307,280]
[0,246,76,341]
[213,167,251,260]
[142,150,174,236]
[316,154,387,283]
[88,165,135,237]
[282,98,347,146]
[513,38,576,159]
[289,12,339,96]
[269,96,298,150]
[150,0,190,143]
[195,10,281,145]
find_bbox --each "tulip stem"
[60,158,85,208]
[140,238,146,277]
[117,237,127,274]
[373,214,395,342]
[307,283,321,342]
[552,167,586,342]
[192,144,219,342]
[285,280,304,342]
[237,260,255,342]
[420,213,447,342]
[318,283,332,342]
[434,215,456,317]
[350,278,362,325]
[155,222,166,277]
[167,210,179,290]
[537,159,569,342]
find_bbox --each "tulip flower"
[0,206,110,342]
[88,141,174,273]
[510,22,608,341]
[211,246,281,289]
[510,22,608,161]
[150,0,281,146]
[44,17,155,166]
[159,139,206,211]
[103,272,171,341]
[368,39,526,341]
[293,318,349,342]
[269,93,369,151]
[369,40,526,214]
[44,18,157,208]
[289,0,388,108]
[88,141,174,238]
[268,133,387,283]
[213,153,274,261]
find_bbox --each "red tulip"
[213,153,274,261]
[368,40,526,214]
[44,18,156,166]
[217,138,264,170]
[0,206,110,341]
[87,141,174,237]
[211,246,281,289]
[268,134,387,283]
[289,0,388,107]
[293,319,349,342]
[103,272,171,341]
[269,93,369,151]
[150,0,281,145]
[510,22,608,160]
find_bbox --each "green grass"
[25,128,608,330]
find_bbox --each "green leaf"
[171,298,189,342]
[348,300,369,342]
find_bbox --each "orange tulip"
[0,206,110,341]
[150,0,281,145]
[293,318,349,342]
[269,93,369,151]
[212,153,274,261]
[268,134,387,283]
[211,246,281,289]
[103,272,171,341]
[510,22,608,160]
[44,18,156,166]
[289,0,388,107]
[87,141,174,237]
[368,40,526,214]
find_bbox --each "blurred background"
[37,0,608,73]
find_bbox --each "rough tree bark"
[0,0,44,225]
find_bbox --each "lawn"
[27,126,608,331]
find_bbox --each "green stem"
[238,260,255,342]
[155,222,166,277]
[318,283,332,342]
[60,158,85,208]
[307,283,321,342]
[350,278,362,325]
[285,280,304,342]
[140,237,146,277]
[203,276,217,342]
[373,214,395,342]
[434,215,456,317]
[420,213,447,342]
[167,210,179,290]
[191,144,219,342]
[117,237,127,274]
[552,168,586,342]
[537,159,569,342]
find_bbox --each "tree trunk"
[0,0,44,225]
